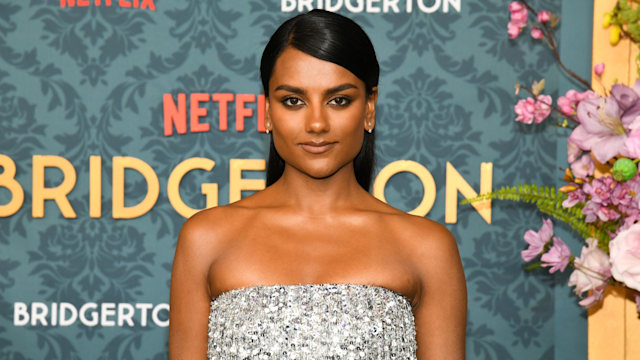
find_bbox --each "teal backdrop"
[0,0,593,359]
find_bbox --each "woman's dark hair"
[260,9,379,191]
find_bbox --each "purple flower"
[567,138,582,163]
[625,129,640,158]
[570,81,640,163]
[577,285,606,308]
[581,201,621,222]
[611,83,640,110]
[541,236,571,273]
[562,187,586,208]
[570,154,595,179]
[522,218,554,261]
[583,176,614,205]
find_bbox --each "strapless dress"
[207,283,417,359]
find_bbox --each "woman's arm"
[169,211,220,359]
[411,222,467,360]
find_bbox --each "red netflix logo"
[60,0,156,10]
[163,93,266,136]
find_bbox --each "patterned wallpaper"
[0,0,591,358]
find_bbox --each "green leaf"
[619,8,639,23]
[619,0,631,11]
[524,261,543,271]
[461,184,611,244]
[628,23,640,42]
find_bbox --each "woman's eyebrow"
[274,84,305,95]
[324,83,358,95]
[273,83,359,95]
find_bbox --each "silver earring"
[367,128,373,133]
[266,128,270,134]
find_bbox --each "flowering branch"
[513,0,593,90]
[470,1,640,313]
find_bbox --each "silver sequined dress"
[207,283,417,359]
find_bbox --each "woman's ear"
[264,97,273,133]
[364,87,378,132]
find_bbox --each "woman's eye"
[282,97,303,107]
[329,97,351,106]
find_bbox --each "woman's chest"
[208,224,419,302]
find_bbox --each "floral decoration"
[469,0,640,313]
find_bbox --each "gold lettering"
[373,160,436,216]
[89,155,102,218]
[445,161,493,224]
[229,159,265,203]
[0,154,24,217]
[167,158,218,218]
[32,155,77,218]
[112,156,159,219]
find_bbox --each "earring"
[266,128,270,134]
[367,128,373,133]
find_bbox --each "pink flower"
[514,95,552,124]
[508,21,522,39]
[568,238,611,308]
[609,223,640,291]
[534,94,552,123]
[530,27,544,39]
[510,8,528,26]
[537,10,550,23]
[514,97,535,123]
[557,89,597,116]
[508,1,524,13]
[522,218,554,261]
[570,154,595,179]
[508,1,528,39]
[625,129,640,158]
[541,236,572,273]
[594,62,605,76]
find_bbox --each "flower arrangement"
[468,0,640,312]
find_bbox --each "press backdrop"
[0,0,592,359]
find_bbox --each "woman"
[169,9,466,359]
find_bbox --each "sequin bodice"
[207,283,417,359]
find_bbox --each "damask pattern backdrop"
[0,0,591,359]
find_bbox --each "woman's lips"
[300,142,336,154]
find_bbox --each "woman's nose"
[305,106,330,133]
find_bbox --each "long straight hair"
[260,9,379,191]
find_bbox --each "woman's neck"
[270,165,369,215]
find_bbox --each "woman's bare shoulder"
[382,211,460,273]
[177,204,256,258]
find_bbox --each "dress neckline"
[212,283,413,306]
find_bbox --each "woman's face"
[266,47,377,181]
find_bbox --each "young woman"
[169,9,466,359]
